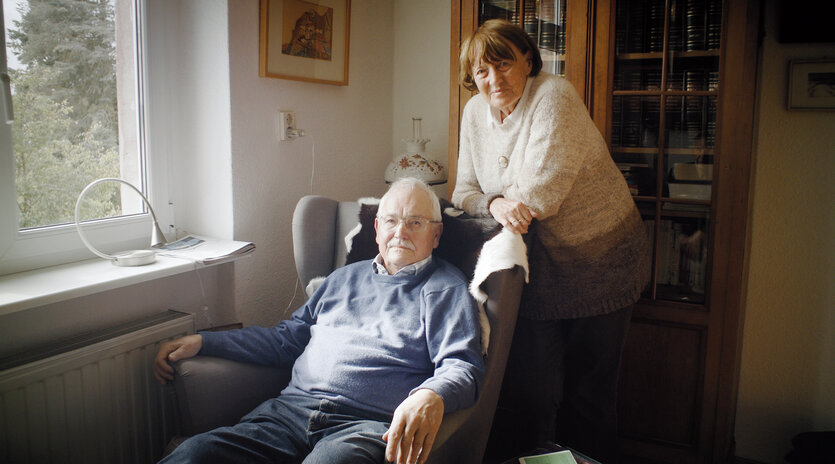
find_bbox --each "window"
[0,0,161,274]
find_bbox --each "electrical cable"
[284,131,316,314]
[284,277,300,314]
[309,133,316,194]
[159,227,214,328]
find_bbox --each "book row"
[480,1,567,54]
[611,95,717,149]
[615,0,722,54]
[645,218,709,295]
[614,67,719,92]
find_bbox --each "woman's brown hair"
[459,19,543,92]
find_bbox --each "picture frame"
[259,0,351,85]
[787,59,835,110]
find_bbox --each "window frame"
[0,0,170,276]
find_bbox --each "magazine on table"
[519,450,577,464]
[517,444,602,464]
[155,234,255,265]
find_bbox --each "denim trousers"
[160,394,390,464]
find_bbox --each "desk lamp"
[74,178,167,266]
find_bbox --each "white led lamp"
[74,178,167,267]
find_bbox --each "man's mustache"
[387,238,416,251]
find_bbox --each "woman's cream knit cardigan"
[452,73,650,319]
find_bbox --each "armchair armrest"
[172,356,291,436]
[427,266,524,464]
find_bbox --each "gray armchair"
[169,195,524,463]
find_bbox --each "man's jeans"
[160,394,390,463]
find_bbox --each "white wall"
[225,1,454,327]
[228,0,396,327]
[146,0,234,240]
[392,0,451,199]
[734,0,835,461]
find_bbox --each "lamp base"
[112,249,156,266]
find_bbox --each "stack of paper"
[155,235,255,265]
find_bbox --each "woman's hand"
[489,197,538,234]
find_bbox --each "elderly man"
[153,178,484,464]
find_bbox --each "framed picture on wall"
[259,0,351,85]
[787,59,835,110]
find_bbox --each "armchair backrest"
[291,195,359,288]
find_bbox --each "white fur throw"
[305,276,327,298]
[344,197,380,254]
[470,228,529,353]
[343,223,362,255]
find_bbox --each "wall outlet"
[279,110,296,141]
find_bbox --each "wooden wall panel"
[618,319,705,447]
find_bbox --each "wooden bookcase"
[449,1,761,462]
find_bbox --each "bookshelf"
[610,0,722,305]
[594,0,761,462]
[478,0,568,76]
[449,0,760,462]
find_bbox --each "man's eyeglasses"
[377,215,441,232]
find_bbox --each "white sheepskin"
[343,223,362,255]
[469,228,530,353]
[305,276,327,298]
[344,197,381,254]
[443,207,465,217]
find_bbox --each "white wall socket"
[279,110,296,141]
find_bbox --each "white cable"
[284,276,300,313]
[186,259,213,327]
[294,134,315,309]
[192,262,207,298]
[152,253,215,328]
[309,133,316,194]
[157,227,214,327]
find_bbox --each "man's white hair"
[381,177,442,221]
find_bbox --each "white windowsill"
[0,256,209,316]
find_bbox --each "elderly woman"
[452,19,650,463]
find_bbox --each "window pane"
[3,0,141,230]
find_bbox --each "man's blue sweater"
[200,258,485,419]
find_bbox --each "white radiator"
[0,311,194,464]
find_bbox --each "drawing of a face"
[293,16,312,43]
[301,19,314,41]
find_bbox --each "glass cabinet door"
[478,0,567,76]
[610,0,722,305]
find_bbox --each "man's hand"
[383,389,445,464]
[488,197,537,234]
[152,334,203,385]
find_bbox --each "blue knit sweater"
[200,258,485,418]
